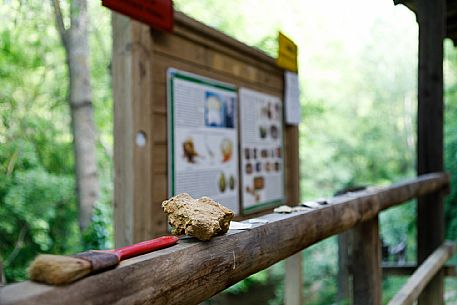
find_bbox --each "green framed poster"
[239,88,285,213]
[167,69,240,214]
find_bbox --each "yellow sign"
[276,32,298,72]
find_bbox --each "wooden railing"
[0,172,454,305]
[387,242,455,305]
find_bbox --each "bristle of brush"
[28,254,92,285]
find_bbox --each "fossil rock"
[162,193,234,241]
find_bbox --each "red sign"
[102,0,174,32]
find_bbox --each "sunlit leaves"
[0,0,113,282]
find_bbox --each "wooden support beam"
[416,0,446,304]
[0,173,449,305]
[112,13,160,246]
[284,253,303,305]
[337,231,352,304]
[387,242,455,305]
[382,263,456,277]
[352,217,381,305]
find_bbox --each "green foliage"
[225,269,271,295]
[0,0,113,283]
[382,277,407,305]
[0,140,78,281]
[0,1,74,282]
[380,201,417,262]
[82,198,113,251]
[301,238,339,305]
[444,40,457,241]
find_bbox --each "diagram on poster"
[239,88,284,211]
[168,69,239,214]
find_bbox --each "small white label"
[284,72,301,125]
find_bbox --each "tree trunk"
[0,259,5,286]
[52,0,99,232]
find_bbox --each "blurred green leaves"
[0,0,113,283]
[0,141,77,281]
[444,40,457,242]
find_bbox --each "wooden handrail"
[382,263,456,276]
[0,173,449,305]
[387,241,456,305]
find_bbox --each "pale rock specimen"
[162,193,234,241]
[273,205,293,213]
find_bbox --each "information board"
[168,69,239,214]
[239,88,285,212]
[113,12,298,243]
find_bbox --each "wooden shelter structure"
[397,0,451,304]
[0,1,456,305]
[395,0,457,44]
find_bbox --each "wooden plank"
[416,0,446,304]
[284,253,303,305]
[283,123,302,305]
[387,242,455,305]
[151,52,283,94]
[382,263,456,277]
[112,12,135,247]
[151,83,168,115]
[283,126,300,205]
[0,174,449,305]
[151,175,168,201]
[151,113,167,145]
[152,40,283,91]
[152,29,210,67]
[173,12,278,68]
[151,144,167,174]
[131,20,155,242]
[209,52,281,89]
[113,14,161,245]
[337,231,352,304]
[352,217,381,305]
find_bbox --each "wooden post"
[285,252,304,305]
[352,217,382,305]
[416,0,446,304]
[337,231,352,304]
[112,13,159,247]
[284,125,303,305]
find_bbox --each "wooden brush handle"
[113,236,179,261]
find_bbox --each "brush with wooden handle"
[28,235,179,285]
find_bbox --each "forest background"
[0,0,456,304]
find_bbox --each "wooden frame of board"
[112,11,299,246]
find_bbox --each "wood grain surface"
[416,0,446,303]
